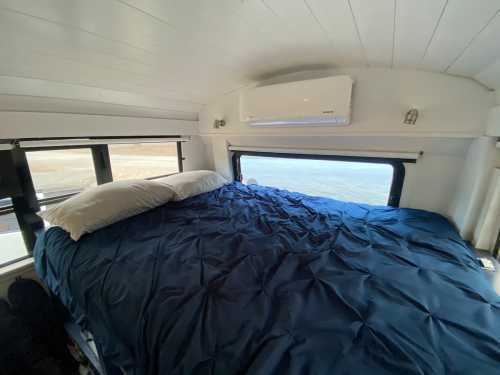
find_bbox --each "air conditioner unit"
[240,75,353,126]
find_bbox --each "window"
[0,227,27,266]
[26,148,97,199]
[0,198,58,266]
[0,138,184,268]
[109,143,179,180]
[233,152,408,206]
[0,198,27,266]
[0,145,90,267]
[0,199,19,234]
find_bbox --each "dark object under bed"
[34,182,500,375]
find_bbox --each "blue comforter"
[35,182,500,374]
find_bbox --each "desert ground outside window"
[26,148,98,199]
[108,142,180,181]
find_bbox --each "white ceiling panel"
[0,0,202,57]
[1,0,500,117]
[420,0,500,72]
[0,1,245,70]
[304,0,366,66]
[475,58,500,89]
[394,0,447,68]
[0,41,204,102]
[0,39,250,105]
[256,0,338,59]
[447,11,500,76]
[348,0,395,67]
[0,5,253,101]
[260,0,328,38]
[105,0,338,81]
[0,8,156,71]
[109,0,288,68]
[0,0,170,50]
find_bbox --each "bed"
[34,182,500,374]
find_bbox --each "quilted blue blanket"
[34,182,500,374]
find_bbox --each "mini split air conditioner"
[240,75,353,126]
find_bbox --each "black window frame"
[232,151,415,207]
[0,137,184,268]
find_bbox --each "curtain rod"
[228,145,422,160]
[17,137,190,148]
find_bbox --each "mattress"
[34,182,500,374]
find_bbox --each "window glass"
[0,209,26,266]
[26,149,97,199]
[0,230,27,265]
[0,211,19,234]
[109,143,178,181]
[0,197,12,209]
[239,155,394,205]
[0,199,59,266]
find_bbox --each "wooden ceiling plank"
[394,0,447,68]
[448,11,500,76]
[475,58,500,89]
[348,0,395,67]
[421,0,500,72]
[305,0,367,66]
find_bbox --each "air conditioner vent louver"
[240,75,353,126]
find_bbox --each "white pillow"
[39,179,175,241]
[157,170,228,201]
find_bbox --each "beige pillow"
[39,179,175,241]
[157,170,228,201]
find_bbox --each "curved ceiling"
[1,0,500,118]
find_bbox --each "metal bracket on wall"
[213,119,226,129]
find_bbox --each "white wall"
[203,134,470,217]
[449,91,500,244]
[199,68,494,137]
[449,137,500,240]
[0,111,210,172]
[474,168,500,250]
[182,135,211,171]
[0,68,496,239]
[199,68,495,224]
[0,111,197,139]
